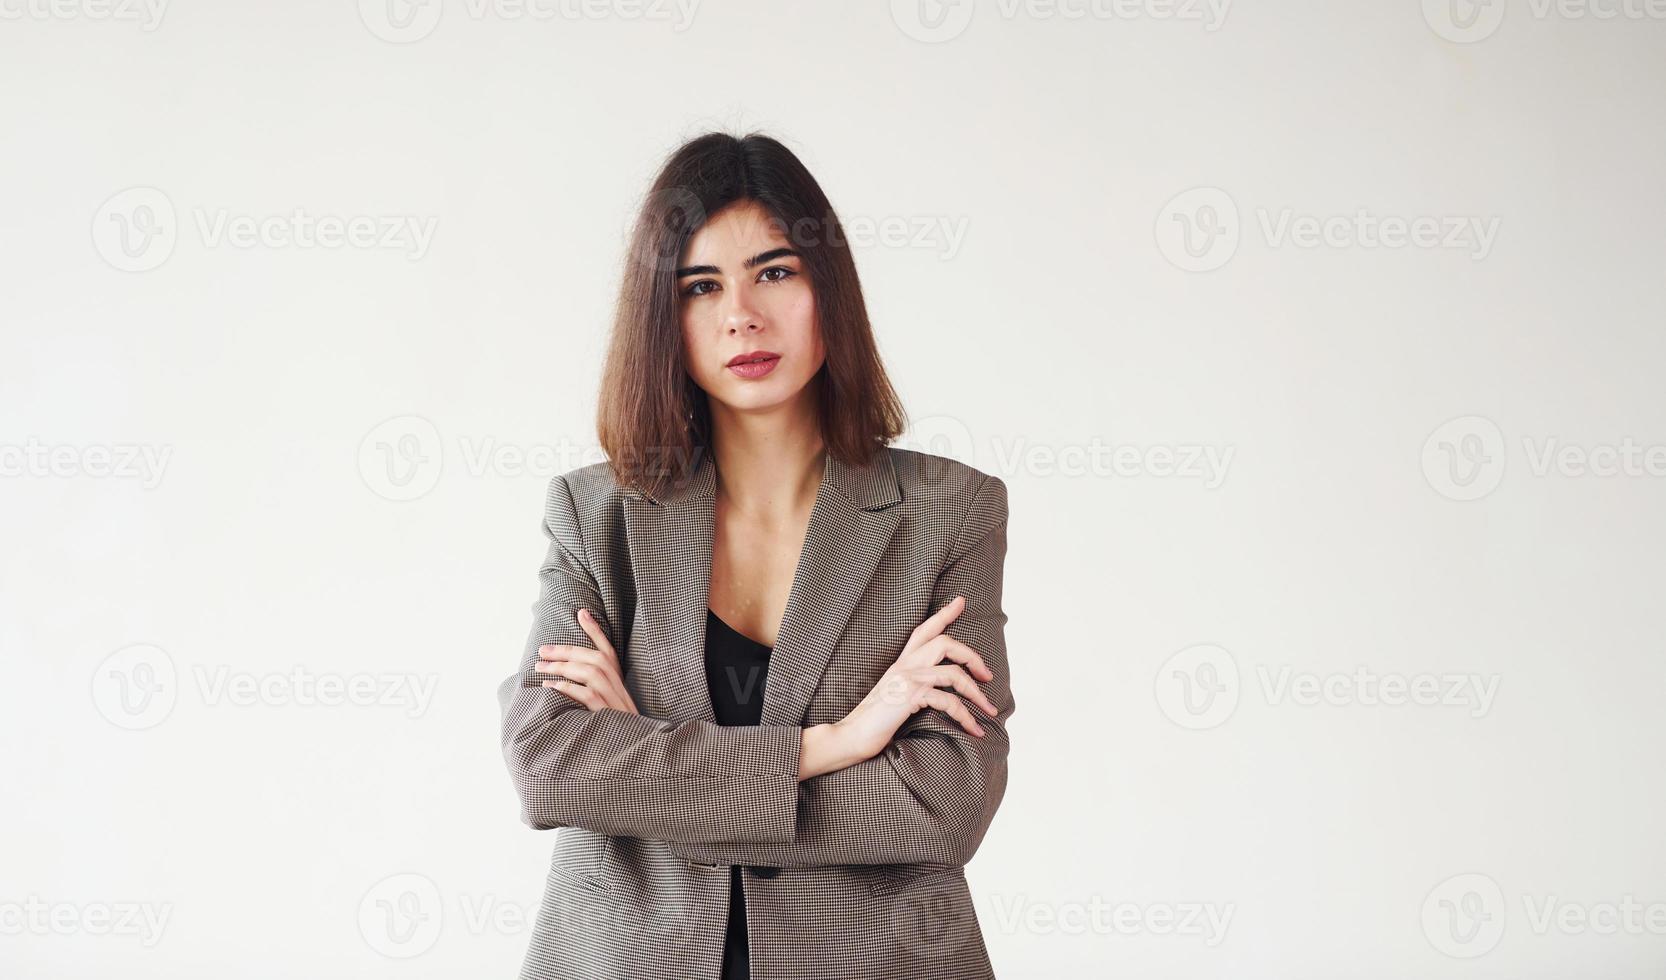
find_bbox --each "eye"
[683,279,718,297]
[759,266,796,284]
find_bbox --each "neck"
[707,393,825,519]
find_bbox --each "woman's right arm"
[497,473,805,844]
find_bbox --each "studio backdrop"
[4,2,1664,978]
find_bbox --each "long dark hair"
[596,131,906,502]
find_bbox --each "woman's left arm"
[671,474,1016,869]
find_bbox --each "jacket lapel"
[622,446,903,727]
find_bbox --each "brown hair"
[596,131,906,502]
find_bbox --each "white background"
[3,1,1665,977]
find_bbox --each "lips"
[726,350,781,367]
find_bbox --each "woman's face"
[678,200,825,419]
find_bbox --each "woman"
[497,132,1015,980]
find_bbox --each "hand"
[805,595,998,775]
[534,608,639,715]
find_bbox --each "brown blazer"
[497,445,1014,979]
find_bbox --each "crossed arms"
[497,472,1013,868]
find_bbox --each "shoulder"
[534,460,630,540]
[551,458,624,507]
[885,446,1008,532]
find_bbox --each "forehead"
[682,200,791,261]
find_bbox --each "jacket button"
[749,866,780,879]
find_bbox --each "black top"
[705,607,773,980]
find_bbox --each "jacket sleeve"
[670,473,1015,869]
[498,473,805,844]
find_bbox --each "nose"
[721,289,764,335]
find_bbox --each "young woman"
[497,132,1015,980]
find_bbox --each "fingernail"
[577,609,589,621]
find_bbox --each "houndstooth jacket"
[496,444,1014,980]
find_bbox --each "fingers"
[538,644,603,666]
[906,595,965,649]
[535,658,603,687]
[536,642,627,710]
[902,598,995,682]
[543,677,604,709]
[916,687,985,737]
[540,668,623,711]
[922,664,999,717]
[575,608,615,656]
[906,632,994,682]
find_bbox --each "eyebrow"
[676,247,800,278]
